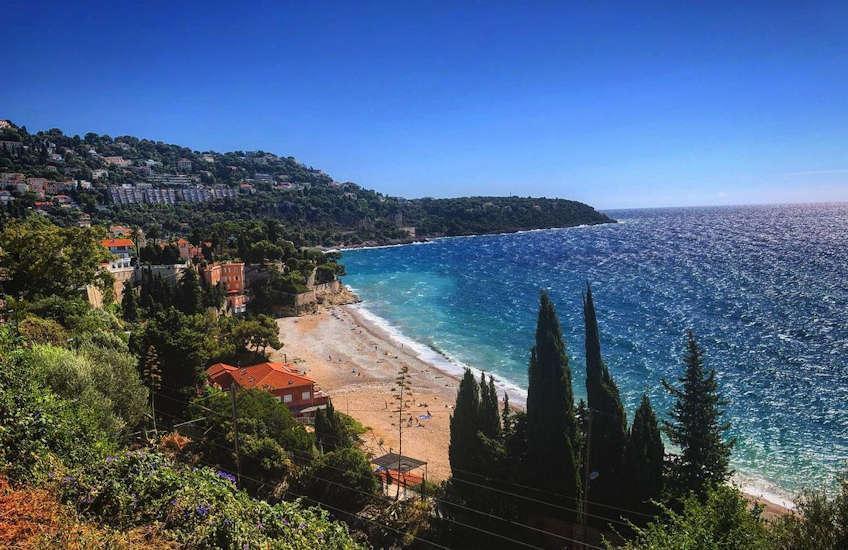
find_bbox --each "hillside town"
[0,119,313,213]
[94,224,349,315]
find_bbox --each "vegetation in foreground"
[1,214,847,549]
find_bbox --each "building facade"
[206,362,329,416]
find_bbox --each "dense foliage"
[616,485,771,550]
[59,449,360,549]
[624,394,665,520]
[0,217,366,548]
[0,216,112,300]
[0,120,614,247]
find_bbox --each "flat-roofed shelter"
[371,453,427,499]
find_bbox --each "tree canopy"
[0,216,112,300]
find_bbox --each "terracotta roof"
[206,361,315,392]
[102,238,134,248]
[207,362,238,378]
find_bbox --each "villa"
[206,361,329,416]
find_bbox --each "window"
[301,391,311,401]
[283,394,293,403]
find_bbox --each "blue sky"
[4,1,847,208]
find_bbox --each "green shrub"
[770,472,848,549]
[17,315,68,346]
[0,354,114,481]
[299,447,379,513]
[60,450,362,549]
[615,485,771,549]
[186,388,315,498]
[15,344,147,436]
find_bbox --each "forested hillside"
[0,120,613,246]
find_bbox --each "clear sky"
[4,1,847,208]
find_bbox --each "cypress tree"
[178,268,203,314]
[478,373,501,439]
[139,268,153,310]
[501,391,511,432]
[121,279,138,322]
[449,369,481,475]
[524,291,580,514]
[583,284,628,520]
[663,330,734,499]
[314,407,329,451]
[625,394,664,519]
[315,400,351,452]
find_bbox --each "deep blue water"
[342,204,848,498]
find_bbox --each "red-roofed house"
[206,361,329,416]
[100,237,136,301]
[102,238,134,265]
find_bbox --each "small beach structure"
[205,361,329,417]
[371,452,427,499]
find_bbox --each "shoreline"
[275,302,793,517]
[323,219,616,252]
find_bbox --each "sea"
[341,203,848,503]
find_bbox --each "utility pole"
[581,407,593,549]
[230,384,242,488]
[151,387,158,436]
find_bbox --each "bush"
[300,448,379,513]
[14,344,147,436]
[0,354,114,481]
[59,450,362,549]
[17,315,68,346]
[187,388,314,496]
[771,472,848,549]
[615,485,771,549]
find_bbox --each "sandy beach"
[275,303,792,517]
[275,305,460,481]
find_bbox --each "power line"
[451,467,654,519]
[150,388,653,522]
[152,406,595,548]
[146,396,603,548]
[448,476,631,529]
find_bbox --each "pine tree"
[178,268,203,314]
[524,291,580,514]
[583,284,628,520]
[121,279,138,322]
[663,330,734,499]
[625,394,664,519]
[449,368,481,476]
[478,373,501,439]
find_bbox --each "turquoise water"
[342,204,848,499]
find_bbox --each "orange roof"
[206,361,315,392]
[102,238,134,248]
[207,362,238,378]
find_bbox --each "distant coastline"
[325,217,618,251]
